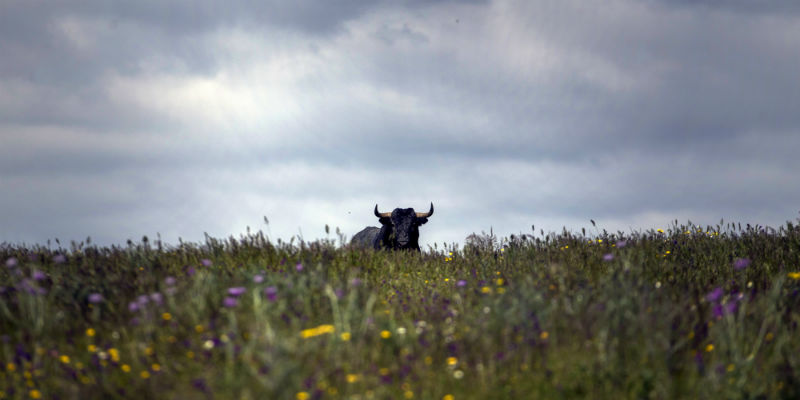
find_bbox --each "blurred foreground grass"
[1,220,800,399]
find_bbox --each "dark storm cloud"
[1,0,799,247]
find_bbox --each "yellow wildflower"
[87,345,97,353]
[346,374,359,383]
[379,368,390,376]
[404,391,414,398]
[59,355,70,364]
[340,332,351,341]
[787,272,800,280]
[443,395,454,400]
[540,331,549,340]
[296,392,309,400]
[496,278,504,286]
[151,363,161,372]
[108,348,119,362]
[481,287,492,294]
[186,351,195,359]
[121,364,131,373]
[380,330,391,339]
[706,344,714,352]
[86,328,96,337]
[299,324,335,339]
[140,371,150,379]
[195,324,205,333]
[446,357,458,366]
[161,312,172,321]
[29,390,42,399]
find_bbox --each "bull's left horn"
[416,202,434,218]
[375,204,392,218]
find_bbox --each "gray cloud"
[1,0,799,248]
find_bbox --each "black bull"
[351,203,434,251]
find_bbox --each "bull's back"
[351,227,381,249]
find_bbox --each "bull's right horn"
[416,202,434,218]
[375,204,392,218]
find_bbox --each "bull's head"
[374,203,433,250]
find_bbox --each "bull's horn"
[416,202,434,218]
[374,204,392,218]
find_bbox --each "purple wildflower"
[192,378,210,393]
[350,278,362,287]
[32,270,46,281]
[201,259,212,267]
[264,286,278,302]
[164,276,177,286]
[295,263,304,272]
[223,297,238,308]
[186,266,196,276]
[137,295,149,306]
[602,253,614,261]
[706,287,723,303]
[88,293,104,303]
[724,301,738,315]
[615,240,627,248]
[457,280,467,287]
[53,254,66,264]
[733,258,751,270]
[5,257,18,268]
[128,302,140,312]
[253,274,264,284]
[712,304,724,319]
[150,292,163,305]
[227,287,246,297]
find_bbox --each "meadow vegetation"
[2,219,800,399]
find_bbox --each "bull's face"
[375,203,433,250]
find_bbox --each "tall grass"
[1,219,799,399]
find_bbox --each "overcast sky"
[2,0,799,249]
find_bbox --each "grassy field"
[1,220,800,399]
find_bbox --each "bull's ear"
[416,217,429,225]
[378,217,392,225]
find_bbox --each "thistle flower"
[602,253,614,261]
[88,293,104,303]
[201,259,212,267]
[733,258,751,270]
[457,280,467,287]
[227,287,246,297]
[706,287,723,303]
[150,292,163,305]
[253,274,264,283]
[5,257,18,268]
[264,286,278,302]
[164,276,177,286]
[295,263,304,272]
[32,270,46,281]
[53,254,66,264]
[223,297,238,308]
